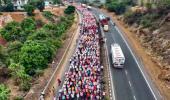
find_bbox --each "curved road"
[92,8,162,100]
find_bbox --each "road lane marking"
[125,70,137,100]
[125,70,128,75]
[114,25,158,100]
[128,81,132,87]
[133,95,137,100]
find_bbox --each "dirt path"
[100,9,168,99]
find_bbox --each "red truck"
[99,14,110,31]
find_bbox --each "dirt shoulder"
[100,9,169,99]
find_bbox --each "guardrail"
[39,10,80,100]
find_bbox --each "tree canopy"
[0,84,10,100]
[24,4,35,16]
[64,6,75,15]
[19,40,54,75]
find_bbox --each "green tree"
[0,0,14,12]
[21,18,36,31]
[0,21,22,41]
[52,0,61,4]
[106,2,126,14]
[7,41,23,63]
[9,63,31,91]
[5,2,14,12]
[64,6,75,14]
[0,84,10,100]
[24,4,35,16]
[35,19,44,28]
[42,11,54,21]
[19,40,54,75]
[0,45,8,67]
[28,29,50,40]
[36,0,45,12]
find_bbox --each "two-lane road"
[92,8,161,100]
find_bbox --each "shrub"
[124,10,143,24]
[36,0,45,12]
[36,19,44,28]
[20,79,31,91]
[145,3,152,9]
[21,17,36,31]
[24,4,35,16]
[28,29,49,40]
[106,2,126,14]
[42,11,54,21]
[19,40,54,75]
[0,21,22,41]
[14,96,24,100]
[0,84,10,100]
[5,3,14,12]
[64,6,75,15]
[140,18,152,28]
[7,41,23,63]
[0,45,8,67]
[140,13,159,28]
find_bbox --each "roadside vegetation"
[42,11,55,21]
[105,0,134,15]
[0,84,10,100]
[0,6,75,99]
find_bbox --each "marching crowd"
[58,6,104,100]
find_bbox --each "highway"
[92,8,161,100]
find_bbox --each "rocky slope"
[123,11,170,86]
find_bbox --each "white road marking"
[128,81,132,87]
[125,70,128,75]
[133,95,137,100]
[125,70,137,100]
[114,25,158,100]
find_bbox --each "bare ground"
[100,40,110,99]
[100,9,169,99]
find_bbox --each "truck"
[99,14,109,31]
[111,43,125,68]
[87,6,92,10]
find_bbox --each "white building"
[12,0,28,10]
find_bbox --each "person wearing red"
[57,78,61,86]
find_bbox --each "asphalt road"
[92,8,161,100]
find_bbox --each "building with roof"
[12,0,28,10]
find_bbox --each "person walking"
[57,78,61,86]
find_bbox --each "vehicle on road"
[81,4,86,8]
[99,14,109,31]
[111,43,125,68]
[87,6,92,10]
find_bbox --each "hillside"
[123,6,170,83]
[115,4,170,99]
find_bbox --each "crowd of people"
[58,6,104,100]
